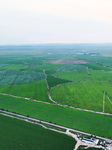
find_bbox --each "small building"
[82,138,94,144]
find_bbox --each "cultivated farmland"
[0,94,112,138]
[83,63,111,71]
[0,44,112,150]
[47,75,72,89]
[54,64,87,71]
[0,70,45,85]
[50,82,112,113]
[0,114,75,150]
[0,64,29,70]
[54,70,112,81]
[0,79,50,102]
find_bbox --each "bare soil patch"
[46,60,89,64]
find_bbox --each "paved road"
[0,109,112,143]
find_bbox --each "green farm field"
[50,82,112,113]
[35,63,63,70]
[54,64,87,71]
[77,55,112,68]
[47,75,72,89]
[0,70,45,85]
[0,44,112,148]
[0,64,29,70]
[0,94,112,139]
[0,79,50,102]
[0,114,75,150]
[54,70,112,81]
[82,63,111,71]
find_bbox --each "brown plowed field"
[46,60,89,64]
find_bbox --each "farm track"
[0,93,51,105]
[103,92,105,113]
[0,92,112,116]
[106,95,112,104]
[0,110,111,150]
[43,70,57,104]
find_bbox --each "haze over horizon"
[0,0,112,45]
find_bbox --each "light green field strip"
[0,94,112,139]
[0,70,45,85]
[83,63,111,71]
[54,70,112,81]
[0,79,50,102]
[50,82,112,113]
[0,64,29,70]
[0,114,75,150]
[35,63,63,70]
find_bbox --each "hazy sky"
[0,0,112,44]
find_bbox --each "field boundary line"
[0,93,112,116]
[0,93,51,105]
[103,92,105,113]
[106,95,112,105]
[43,70,57,104]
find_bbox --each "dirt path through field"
[103,92,105,113]
[106,95,112,104]
[0,92,112,117]
[43,70,57,104]
[0,92,51,105]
